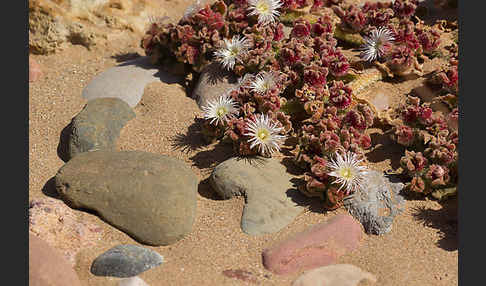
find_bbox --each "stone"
[192,61,238,109]
[63,97,135,160]
[262,214,364,275]
[82,56,181,107]
[29,233,82,286]
[55,150,198,246]
[29,56,42,82]
[29,197,104,266]
[369,92,389,113]
[209,157,305,235]
[91,244,164,278]
[342,170,405,235]
[291,264,377,286]
[118,276,150,286]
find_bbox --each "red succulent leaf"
[329,81,352,109]
[392,0,418,18]
[394,125,415,146]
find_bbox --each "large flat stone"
[55,150,198,246]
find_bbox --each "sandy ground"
[29,2,458,285]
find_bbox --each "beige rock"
[28,0,168,54]
[68,0,109,16]
[29,197,104,266]
[292,264,377,286]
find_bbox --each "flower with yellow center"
[214,35,251,70]
[244,113,286,156]
[247,0,283,25]
[327,151,368,195]
[202,93,239,126]
[248,71,279,95]
[360,26,395,62]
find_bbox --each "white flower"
[244,113,286,155]
[359,27,395,62]
[327,151,368,195]
[182,0,203,21]
[248,71,279,94]
[214,35,251,70]
[202,93,239,125]
[247,0,283,25]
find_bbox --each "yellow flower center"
[256,1,270,14]
[216,107,227,117]
[257,128,269,141]
[339,167,353,179]
[230,46,239,56]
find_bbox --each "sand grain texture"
[29,1,458,285]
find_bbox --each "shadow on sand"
[411,197,458,251]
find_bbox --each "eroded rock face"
[28,0,168,54]
[55,150,198,246]
[262,214,364,275]
[29,0,97,54]
[209,157,305,235]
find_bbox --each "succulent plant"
[141,0,458,208]
[389,96,458,197]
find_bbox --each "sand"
[29,1,458,285]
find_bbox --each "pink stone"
[222,269,259,284]
[29,56,42,82]
[29,197,103,266]
[262,214,364,275]
[29,233,82,286]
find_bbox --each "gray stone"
[192,61,238,109]
[63,97,135,161]
[291,264,377,286]
[55,150,198,246]
[342,170,405,235]
[82,56,181,107]
[91,244,163,278]
[209,157,304,235]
